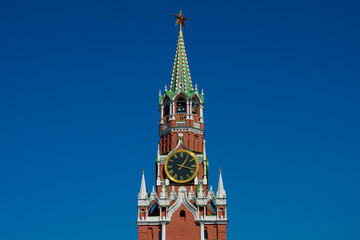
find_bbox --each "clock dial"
[165,150,199,183]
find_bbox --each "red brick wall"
[159,131,203,154]
[166,206,200,240]
[217,224,227,240]
[138,226,161,240]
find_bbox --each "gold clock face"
[164,150,199,183]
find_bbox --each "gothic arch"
[168,186,197,220]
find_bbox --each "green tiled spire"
[169,29,193,93]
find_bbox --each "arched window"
[176,97,186,113]
[180,210,186,217]
[180,210,186,222]
[158,230,162,240]
[204,228,208,240]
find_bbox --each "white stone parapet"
[137,184,227,223]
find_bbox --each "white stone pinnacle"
[138,171,147,199]
[198,184,205,198]
[160,185,167,199]
[217,171,226,198]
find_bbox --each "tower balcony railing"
[162,121,200,129]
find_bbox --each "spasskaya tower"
[137,11,228,240]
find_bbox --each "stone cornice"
[159,126,204,136]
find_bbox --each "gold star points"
[173,10,189,28]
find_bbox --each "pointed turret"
[169,28,193,93]
[217,170,226,198]
[138,171,148,199]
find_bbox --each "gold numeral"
[174,174,178,179]
[186,174,191,178]
[169,159,174,162]
[169,170,174,174]
[190,158,194,162]
[190,170,195,173]
[173,154,178,159]
[180,176,184,180]
[168,165,172,168]
[191,164,196,167]
[180,152,183,157]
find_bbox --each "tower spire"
[217,170,226,198]
[169,11,193,93]
[138,170,148,199]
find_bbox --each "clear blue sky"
[1,0,359,239]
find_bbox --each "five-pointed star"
[173,10,189,27]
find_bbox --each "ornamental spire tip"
[169,11,193,93]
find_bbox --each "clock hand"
[178,155,189,170]
[177,164,195,171]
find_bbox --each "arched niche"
[148,201,160,217]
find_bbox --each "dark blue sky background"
[1,0,359,239]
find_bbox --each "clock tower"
[137,11,228,240]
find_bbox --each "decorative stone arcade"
[137,11,228,240]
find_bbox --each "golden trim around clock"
[164,149,199,183]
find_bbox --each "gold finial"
[219,167,221,173]
[173,10,189,30]
[142,168,144,174]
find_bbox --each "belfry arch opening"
[192,96,200,115]
[176,96,186,113]
[164,98,170,117]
